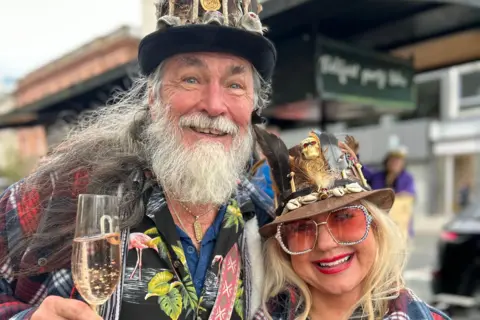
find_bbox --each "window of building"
[459,70,480,110]
[460,70,480,98]
[417,79,441,117]
[399,78,441,120]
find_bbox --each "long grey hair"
[4,62,271,276]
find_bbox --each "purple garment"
[362,166,416,196]
[362,165,416,238]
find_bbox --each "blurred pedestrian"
[458,181,472,210]
[358,144,416,240]
[250,146,274,199]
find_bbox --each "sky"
[0,0,142,83]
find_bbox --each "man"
[0,0,276,319]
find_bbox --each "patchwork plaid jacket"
[0,174,274,320]
[254,288,451,320]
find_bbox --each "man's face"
[156,52,255,150]
[145,52,256,204]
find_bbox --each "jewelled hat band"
[281,182,366,215]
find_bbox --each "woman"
[361,143,416,240]
[252,127,449,320]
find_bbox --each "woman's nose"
[315,223,338,251]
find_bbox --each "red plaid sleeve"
[0,294,35,319]
[0,171,90,320]
[0,184,39,319]
[15,187,40,236]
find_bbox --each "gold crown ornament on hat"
[253,126,395,237]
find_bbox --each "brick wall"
[9,27,140,165]
[15,27,140,108]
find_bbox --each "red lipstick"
[313,253,354,275]
[314,253,353,263]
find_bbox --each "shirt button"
[187,246,195,254]
[38,257,47,266]
[173,261,181,268]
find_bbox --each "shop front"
[265,35,416,128]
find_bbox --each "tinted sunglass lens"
[327,207,368,244]
[279,220,317,253]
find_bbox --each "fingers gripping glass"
[275,205,373,255]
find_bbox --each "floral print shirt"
[120,186,250,320]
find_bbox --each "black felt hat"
[138,0,277,81]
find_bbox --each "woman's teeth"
[317,255,353,268]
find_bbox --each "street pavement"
[405,226,476,319]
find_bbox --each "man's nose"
[316,223,338,251]
[200,82,228,117]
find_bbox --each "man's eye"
[183,77,198,84]
[229,83,243,89]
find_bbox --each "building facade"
[422,60,480,216]
[0,92,18,171]
[279,59,480,217]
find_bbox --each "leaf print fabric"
[224,200,245,232]
[159,289,183,320]
[145,270,181,299]
[234,279,244,320]
[120,186,248,320]
[180,273,198,311]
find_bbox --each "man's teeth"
[317,255,352,267]
[191,126,227,136]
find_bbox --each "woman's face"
[386,156,405,174]
[287,206,377,296]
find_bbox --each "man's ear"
[148,89,158,120]
[148,89,155,106]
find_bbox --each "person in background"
[250,148,274,199]
[358,142,416,240]
[250,126,281,200]
[458,181,472,210]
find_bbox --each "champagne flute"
[71,194,122,314]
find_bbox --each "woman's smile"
[313,253,355,275]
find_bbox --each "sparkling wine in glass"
[71,194,122,313]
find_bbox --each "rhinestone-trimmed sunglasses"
[275,205,373,255]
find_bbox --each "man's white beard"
[145,107,254,205]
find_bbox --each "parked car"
[431,200,480,315]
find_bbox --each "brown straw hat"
[252,126,395,238]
